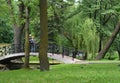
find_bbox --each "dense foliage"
[0,1,13,43]
[0,22,13,43]
[0,0,120,59]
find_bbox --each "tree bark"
[8,0,25,53]
[39,0,49,71]
[118,51,120,60]
[98,34,102,52]
[117,49,120,60]
[14,0,25,52]
[13,25,23,53]
[24,6,30,69]
[96,22,120,60]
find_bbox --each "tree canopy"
[0,0,120,66]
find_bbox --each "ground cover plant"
[0,64,120,83]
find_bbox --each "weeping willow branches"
[64,13,99,58]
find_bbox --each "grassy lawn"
[0,64,120,83]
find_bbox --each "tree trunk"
[118,51,120,60]
[8,0,25,53]
[13,25,23,53]
[117,49,120,60]
[24,6,30,69]
[82,52,87,60]
[96,22,120,60]
[98,34,102,52]
[39,0,49,71]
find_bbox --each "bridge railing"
[0,45,13,56]
[0,44,25,56]
[47,45,77,58]
[0,44,84,59]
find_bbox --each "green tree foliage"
[64,13,99,57]
[1,0,120,60]
[0,0,13,43]
[48,0,66,44]
[0,21,13,43]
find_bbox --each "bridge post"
[62,47,64,58]
[4,46,7,55]
[51,44,55,56]
[0,47,3,56]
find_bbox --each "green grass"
[0,64,120,83]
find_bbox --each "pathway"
[0,52,81,64]
[1,52,119,64]
[30,53,82,64]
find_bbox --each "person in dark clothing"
[72,49,78,61]
[62,47,69,58]
[51,44,55,56]
[62,47,65,58]
[29,36,35,52]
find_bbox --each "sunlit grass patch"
[0,64,120,83]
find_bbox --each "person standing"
[72,48,77,61]
[29,36,35,52]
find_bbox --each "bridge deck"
[0,52,81,64]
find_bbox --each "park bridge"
[0,44,81,65]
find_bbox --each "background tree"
[96,22,120,60]
[0,0,13,43]
[1,0,120,61]
[95,0,120,59]
[8,0,25,52]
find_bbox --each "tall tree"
[8,0,25,52]
[24,1,30,68]
[39,0,49,71]
[96,22,120,60]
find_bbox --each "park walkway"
[0,52,81,64]
[1,52,120,64]
[31,53,82,64]
[48,53,120,64]
[47,53,120,64]
[48,53,81,64]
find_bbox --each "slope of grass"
[0,64,120,83]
